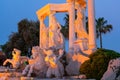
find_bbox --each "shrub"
[0,51,7,66]
[80,49,120,80]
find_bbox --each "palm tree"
[96,17,113,48]
[64,14,69,28]
[61,14,69,39]
[62,14,77,39]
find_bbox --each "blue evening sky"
[0,0,120,52]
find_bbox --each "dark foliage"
[0,51,7,66]
[1,19,39,58]
[80,49,120,80]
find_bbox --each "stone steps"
[0,77,96,80]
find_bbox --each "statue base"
[74,38,88,51]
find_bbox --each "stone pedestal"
[74,39,88,51]
[20,77,34,80]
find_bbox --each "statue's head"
[59,49,64,55]
[12,48,21,60]
[44,49,54,57]
[32,46,40,58]
[12,48,21,56]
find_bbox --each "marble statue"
[66,46,89,76]
[37,0,97,54]
[22,46,47,77]
[0,0,97,79]
[74,3,88,39]
[73,2,89,51]
[101,58,120,80]
[3,48,21,69]
[49,12,65,50]
[55,24,65,50]
[44,49,64,78]
[40,16,49,49]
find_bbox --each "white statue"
[55,24,65,50]
[22,46,47,77]
[75,3,88,39]
[101,58,120,80]
[3,48,21,69]
[44,49,64,78]
[40,17,49,49]
[49,12,64,50]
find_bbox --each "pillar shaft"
[39,26,41,47]
[39,18,42,48]
[49,13,53,47]
[88,0,96,50]
[68,1,75,49]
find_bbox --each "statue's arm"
[3,59,12,65]
[56,49,64,63]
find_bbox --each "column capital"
[66,0,75,3]
[75,0,86,8]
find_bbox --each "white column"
[49,12,53,28]
[88,0,96,50]
[83,8,87,32]
[39,17,45,48]
[49,12,53,48]
[68,0,75,49]
[39,17,42,48]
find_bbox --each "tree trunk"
[99,27,103,48]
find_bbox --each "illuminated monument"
[35,0,96,77]
[36,0,96,55]
[0,0,96,79]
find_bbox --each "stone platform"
[0,75,96,80]
[0,66,95,80]
[0,72,96,80]
[0,73,96,80]
[0,77,96,80]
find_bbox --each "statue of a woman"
[49,12,64,50]
[55,24,65,50]
[75,3,88,39]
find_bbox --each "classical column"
[39,17,42,48]
[49,12,52,48]
[39,16,45,48]
[83,8,86,32]
[88,0,96,50]
[49,11,55,48]
[67,0,75,49]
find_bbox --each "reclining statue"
[3,48,21,69]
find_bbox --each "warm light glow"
[72,53,89,63]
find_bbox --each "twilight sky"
[0,0,120,52]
